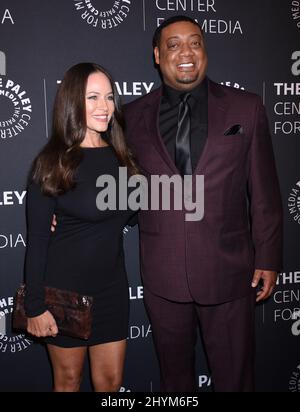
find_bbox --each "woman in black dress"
[24,63,138,391]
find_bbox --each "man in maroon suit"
[124,15,283,392]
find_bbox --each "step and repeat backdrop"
[0,0,299,392]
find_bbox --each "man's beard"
[176,75,198,84]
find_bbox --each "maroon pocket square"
[224,124,243,136]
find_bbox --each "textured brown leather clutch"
[12,284,93,340]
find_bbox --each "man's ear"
[154,47,160,65]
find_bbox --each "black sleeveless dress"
[24,146,136,347]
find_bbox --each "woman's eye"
[107,95,114,101]
[87,95,97,100]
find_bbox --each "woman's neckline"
[81,145,110,150]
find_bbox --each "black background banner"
[0,0,299,392]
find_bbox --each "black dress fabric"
[24,146,135,347]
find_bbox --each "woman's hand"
[51,214,57,232]
[27,310,58,337]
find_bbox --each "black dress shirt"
[159,78,208,173]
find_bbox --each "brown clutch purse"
[12,284,93,340]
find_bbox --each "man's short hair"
[152,15,203,48]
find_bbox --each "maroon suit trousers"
[144,288,256,392]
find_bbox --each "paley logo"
[289,364,300,392]
[273,56,300,135]
[1,8,14,25]
[291,51,300,76]
[57,79,154,97]
[291,1,300,29]
[0,295,32,353]
[0,190,26,206]
[119,386,131,392]
[73,0,132,30]
[0,52,32,140]
[129,286,143,300]
[199,374,211,389]
[0,51,6,75]
[220,81,245,90]
[115,82,154,96]
[127,323,152,340]
[291,309,300,336]
[287,181,300,225]
[0,233,26,249]
[156,3,243,35]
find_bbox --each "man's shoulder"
[123,87,162,115]
[209,79,261,105]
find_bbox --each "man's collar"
[162,77,208,106]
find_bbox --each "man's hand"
[51,214,57,232]
[251,269,278,302]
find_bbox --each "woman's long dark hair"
[32,62,138,196]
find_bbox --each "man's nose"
[180,43,193,56]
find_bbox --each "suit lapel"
[194,79,227,174]
[142,80,228,176]
[143,87,180,175]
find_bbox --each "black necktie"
[175,93,192,176]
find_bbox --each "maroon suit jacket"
[124,79,283,304]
